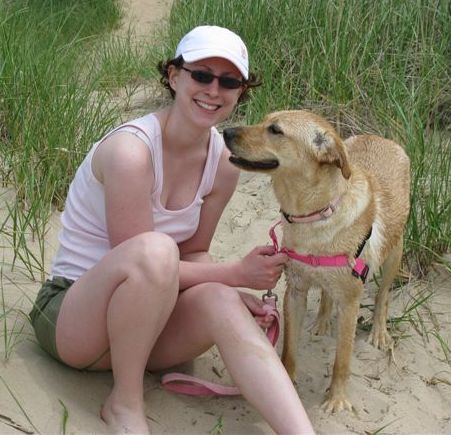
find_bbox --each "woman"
[30,25,315,434]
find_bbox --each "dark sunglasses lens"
[191,70,214,84]
[218,77,243,89]
[190,69,243,89]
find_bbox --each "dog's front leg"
[369,237,403,349]
[311,288,333,336]
[322,281,362,413]
[281,270,309,383]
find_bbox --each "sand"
[0,1,450,434]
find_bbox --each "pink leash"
[161,293,280,396]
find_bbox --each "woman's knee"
[123,232,179,291]
[190,283,243,316]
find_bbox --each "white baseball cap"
[175,25,249,79]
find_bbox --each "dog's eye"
[268,123,284,135]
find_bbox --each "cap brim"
[182,49,248,79]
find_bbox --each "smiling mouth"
[195,99,220,111]
[229,155,279,170]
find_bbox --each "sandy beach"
[0,1,450,434]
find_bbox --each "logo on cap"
[241,45,248,60]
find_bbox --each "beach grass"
[0,0,145,279]
[59,399,69,435]
[209,415,224,435]
[0,373,39,434]
[0,0,450,279]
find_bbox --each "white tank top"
[51,113,224,280]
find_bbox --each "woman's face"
[168,57,244,129]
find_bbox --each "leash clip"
[263,289,278,303]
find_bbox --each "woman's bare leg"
[55,232,179,435]
[148,284,315,435]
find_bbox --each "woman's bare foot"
[100,394,149,435]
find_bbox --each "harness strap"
[280,248,349,267]
[161,298,280,396]
[355,227,373,258]
[270,221,370,282]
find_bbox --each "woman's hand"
[238,246,288,290]
[239,291,275,329]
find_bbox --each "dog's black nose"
[223,127,237,145]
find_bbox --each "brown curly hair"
[157,55,262,103]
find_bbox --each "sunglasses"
[181,66,245,90]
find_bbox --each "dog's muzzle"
[223,128,279,170]
[229,155,279,170]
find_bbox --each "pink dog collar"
[281,196,341,223]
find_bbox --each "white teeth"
[196,100,219,111]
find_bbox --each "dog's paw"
[368,326,393,350]
[321,394,353,413]
[311,318,331,336]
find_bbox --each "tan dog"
[223,110,410,413]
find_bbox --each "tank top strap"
[101,114,163,195]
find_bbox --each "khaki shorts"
[29,276,74,363]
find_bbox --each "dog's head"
[223,110,351,180]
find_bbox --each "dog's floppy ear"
[331,137,351,179]
[313,131,351,179]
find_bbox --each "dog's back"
[345,135,410,195]
[345,135,410,257]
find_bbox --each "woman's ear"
[167,65,179,92]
